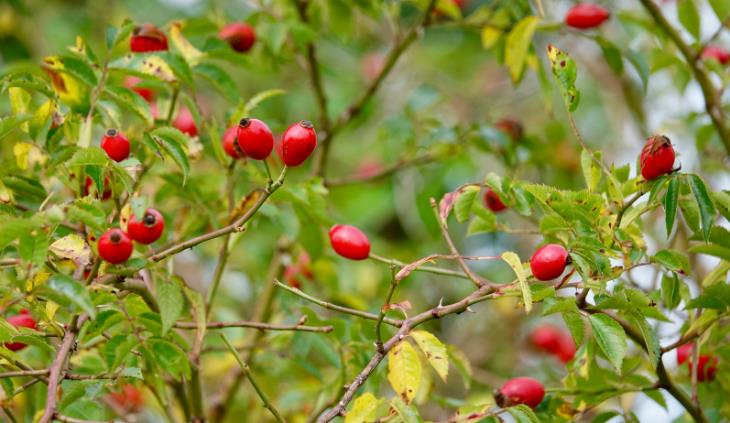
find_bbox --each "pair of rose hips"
[495,377,545,409]
[530,324,576,363]
[4,309,37,352]
[130,22,256,54]
[677,344,718,382]
[223,119,318,166]
[98,209,165,264]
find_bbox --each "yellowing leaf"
[170,22,204,66]
[41,56,88,107]
[546,44,580,112]
[49,234,92,267]
[387,340,422,404]
[502,251,532,313]
[345,392,378,423]
[481,27,502,49]
[13,142,47,170]
[141,56,176,82]
[410,330,448,382]
[45,301,59,321]
[505,16,540,82]
[9,87,30,132]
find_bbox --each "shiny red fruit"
[174,107,198,137]
[127,208,164,245]
[130,23,168,53]
[329,224,371,260]
[530,324,562,353]
[101,128,130,162]
[694,355,718,382]
[677,343,692,365]
[495,377,545,409]
[495,118,523,142]
[85,176,112,200]
[530,244,569,281]
[237,118,274,160]
[98,229,133,264]
[701,45,730,65]
[124,76,154,102]
[565,3,610,29]
[222,126,245,159]
[5,310,36,351]
[484,189,507,212]
[219,22,256,53]
[281,120,317,166]
[556,333,577,362]
[640,135,676,180]
[109,384,144,411]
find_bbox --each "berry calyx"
[109,383,144,412]
[127,208,165,245]
[281,120,317,166]
[484,189,507,212]
[565,3,610,29]
[123,76,154,102]
[640,135,676,180]
[130,23,168,53]
[84,176,112,200]
[329,224,371,260]
[222,126,245,159]
[173,107,198,137]
[98,228,133,264]
[495,118,523,142]
[495,377,545,409]
[5,310,37,351]
[701,45,730,65]
[219,22,256,53]
[237,118,274,160]
[101,128,130,162]
[530,243,569,281]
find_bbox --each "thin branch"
[174,320,333,333]
[369,253,471,280]
[375,266,399,353]
[326,152,438,187]
[638,0,730,155]
[274,279,402,327]
[220,334,286,423]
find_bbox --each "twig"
[274,279,402,327]
[638,0,730,155]
[369,253,470,280]
[375,266,399,353]
[174,320,333,333]
[326,152,437,187]
[220,334,286,423]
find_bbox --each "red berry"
[174,107,198,137]
[281,120,317,166]
[694,355,718,382]
[98,229,133,264]
[85,176,112,200]
[329,224,371,260]
[219,22,256,53]
[556,333,577,363]
[5,310,37,352]
[285,251,314,289]
[495,377,545,409]
[701,45,730,65]
[101,128,130,162]
[530,244,569,281]
[495,118,523,142]
[127,208,165,245]
[640,135,676,180]
[130,23,168,53]
[237,118,274,160]
[124,76,154,102]
[677,343,692,365]
[565,3,610,29]
[484,189,507,212]
[222,126,245,159]
[530,324,562,353]
[109,384,144,411]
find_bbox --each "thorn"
[466,306,475,313]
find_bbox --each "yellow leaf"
[501,251,532,313]
[345,392,378,423]
[505,16,540,82]
[13,142,47,170]
[119,203,132,232]
[481,27,502,49]
[9,87,30,132]
[49,234,92,266]
[387,340,422,404]
[170,22,204,66]
[141,56,176,82]
[41,56,87,106]
[45,301,59,321]
[410,330,448,382]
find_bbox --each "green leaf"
[651,249,690,275]
[242,88,287,117]
[688,244,730,261]
[48,274,96,318]
[663,176,679,236]
[466,214,496,235]
[501,251,531,313]
[589,314,627,373]
[194,63,238,102]
[546,44,580,112]
[598,38,623,74]
[149,127,191,184]
[677,0,701,40]
[0,115,33,140]
[156,277,184,336]
[410,330,448,381]
[66,147,110,167]
[562,311,585,346]
[454,186,480,223]
[446,344,472,389]
[686,174,716,242]
[390,396,423,423]
[661,274,681,309]
[627,313,659,366]
[505,16,540,82]
[581,149,601,191]
[506,404,540,423]
[387,340,422,404]
[50,55,98,86]
[102,85,154,126]
[346,392,379,423]
[709,0,730,20]
[686,283,730,309]
[146,337,191,380]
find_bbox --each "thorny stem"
[369,253,471,280]
[174,320,333,333]
[375,266,399,352]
